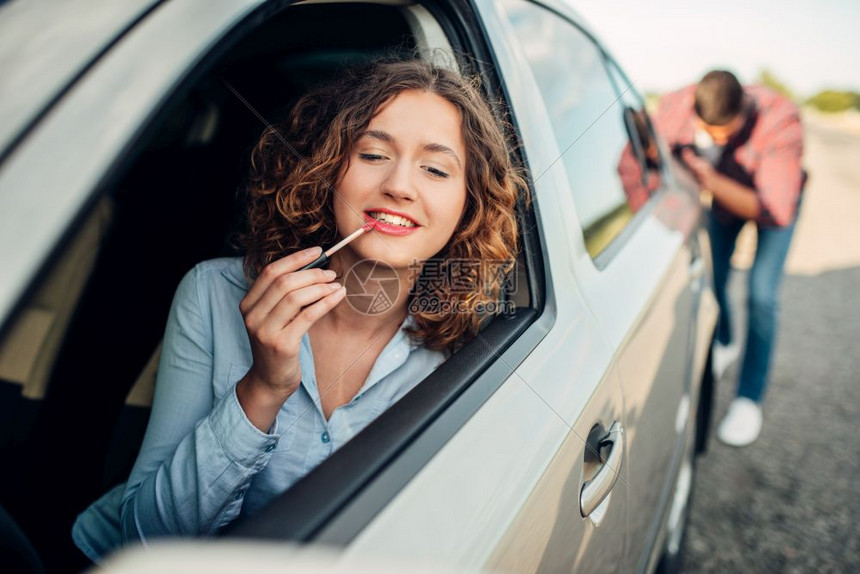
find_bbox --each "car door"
[270,0,628,571]
[495,1,716,571]
[579,58,717,574]
[600,57,719,571]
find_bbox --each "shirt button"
[321,431,330,444]
[265,442,277,453]
[234,489,246,500]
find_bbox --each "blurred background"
[577,1,860,571]
[578,0,859,102]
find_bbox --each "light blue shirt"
[72,257,446,561]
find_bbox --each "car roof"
[532,0,598,36]
[0,0,600,163]
[0,0,162,161]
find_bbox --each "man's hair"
[694,70,744,125]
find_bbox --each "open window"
[0,1,546,569]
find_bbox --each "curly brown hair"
[239,58,528,352]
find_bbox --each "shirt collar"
[220,257,250,291]
[298,313,418,408]
[221,256,419,404]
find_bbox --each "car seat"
[0,197,114,448]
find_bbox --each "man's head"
[694,70,746,144]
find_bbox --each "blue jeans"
[708,211,798,403]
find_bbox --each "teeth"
[368,212,416,227]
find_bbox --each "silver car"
[0,0,717,572]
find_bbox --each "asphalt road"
[682,117,860,573]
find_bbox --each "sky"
[572,0,860,97]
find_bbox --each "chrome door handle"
[580,422,624,517]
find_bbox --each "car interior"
[0,2,538,573]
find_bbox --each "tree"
[805,90,860,113]
[757,69,795,102]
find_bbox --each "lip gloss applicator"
[299,219,379,271]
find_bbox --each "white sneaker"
[717,397,763,447]
[712,340,740,380]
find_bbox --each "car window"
[0,1,541,568]
[501,0,658,259]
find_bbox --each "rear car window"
[501,0,657,259]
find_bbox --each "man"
[654,70,805,446]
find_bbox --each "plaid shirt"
[653,84,806,227]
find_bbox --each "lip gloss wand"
[299,219,378,271]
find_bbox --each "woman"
[73,58,526,560]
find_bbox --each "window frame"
[0,0,274,343]
[225,0,551,545]
[0,0,550,550]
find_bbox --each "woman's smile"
[363,208,421,236]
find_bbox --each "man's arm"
[752,115,804,227]
[681,105,804,225]
[681,148,760,220]
[707,171,761,220]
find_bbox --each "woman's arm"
[120,264,281,541]
[120,249,345,542]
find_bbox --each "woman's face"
[332,89,468,271]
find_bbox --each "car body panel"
[0,0,163,159]
[691,226,719,392]
[485,370,627,574]
[555,70,716,574]
[593,161,717,572]
[0,0,263,332]
[486,3,718,570]
[609,232,697,572]
[340,292,625,570]
[471,1,717,571]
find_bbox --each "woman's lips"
[363,213,420,236]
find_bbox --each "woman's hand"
[236,246,346,431]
